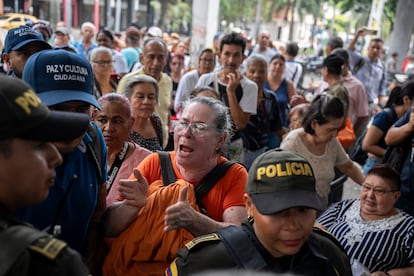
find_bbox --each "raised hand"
[164,185,196,232]
[118,168,148,209]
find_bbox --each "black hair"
[367,164,401,191]
[0,139,12,158]
[302,94,345,135]
[331,48,349,63]
[386,80,414,107]
[198,48,214,59]
[220,32,246,54]
[286,42,299,57]
[370,37,384,45]
[270,53,286,63]
[96,29,114,42]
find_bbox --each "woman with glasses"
[123,74,164,152]
[316,164,414,275]
[281,94,365,208]
[102,96,248,275]
[89,46,117,98]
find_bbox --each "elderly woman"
[89,46,117,99]
[102,96,248,275]
[281,94,365,208]
[242,54,285,169]
[93,93,150,206]
[316,164,414,275]
[123,75,164,152]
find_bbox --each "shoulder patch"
[185,233,220,251]
[28,236,67,260]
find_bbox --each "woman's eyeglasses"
[174,121,211,137]
[361,184,398,196]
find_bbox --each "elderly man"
[250,30,276,63]
[117,37,172,148]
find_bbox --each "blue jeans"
[363,156,382,175]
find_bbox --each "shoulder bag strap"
[195,161,235,214]
[157,151,176,186]
[0,225,49,275]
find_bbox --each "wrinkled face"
[129,82,157,119]
[82,26,95,40]
[0,139,62,210]
[170,56,184,74]
[245,60,267,86]
[97,32,113,48]
[140,41,168,79]
[268,57,285,76]
[198,52,215,75]
[174,102,224,169]
[95,101,133,149]
[49,101,90,154]
[218,44,244,73]
[245,194,316,257]
[360,174,400,218]
[91,51,113,77]
[367,41,383,61]
[311,117,344,144]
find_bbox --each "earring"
[248,215,254,224]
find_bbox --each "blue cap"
[4,26,51,54]
[22,49,100,109]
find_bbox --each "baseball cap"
[55,27,70,36]
[3,25,52,54]
[323,54,344,75]
[247,148,323,214]
[0,75,90,141]
[22,49,100,109]
[147,26,162,38]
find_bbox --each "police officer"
[0,75,90,275]
[166,149,352,275]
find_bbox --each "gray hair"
[123,74,159,103]
[88,46,112,62]
[182,96,234,144]
[244,54,268,73]
[81,22,96,33]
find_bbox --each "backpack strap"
[86,123,103,184]
[195,161,235,214]
[157,151,177,186]
[218,225,269,270]
[0,225,54,275]
[352,57,365,75]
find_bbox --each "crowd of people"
[1,19,414,276]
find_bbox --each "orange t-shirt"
[136,151,248,221]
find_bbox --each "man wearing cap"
[2,25,51,78]
[0,75,90,275]
[166,149,352,275]
[17,49,110,273]
[117,37,172,148]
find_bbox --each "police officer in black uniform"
[166,149,352,275]
[0,76,90,275]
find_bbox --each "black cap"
[0,76,90,141]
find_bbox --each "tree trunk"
[159,0,168,28]
[388,0,414,70]
[288,0,296,41]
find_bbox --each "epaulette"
[313,227,345,251]
[184,233,221,251]
[28,236,67,260]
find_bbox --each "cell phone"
[363,29,378,36]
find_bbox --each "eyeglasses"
[361,184,398,196]
[92,60,113,66]
[200,58,214,64]
[174,121,211,137]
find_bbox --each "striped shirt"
[317,199,414,272]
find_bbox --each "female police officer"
[165,149,352,275]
